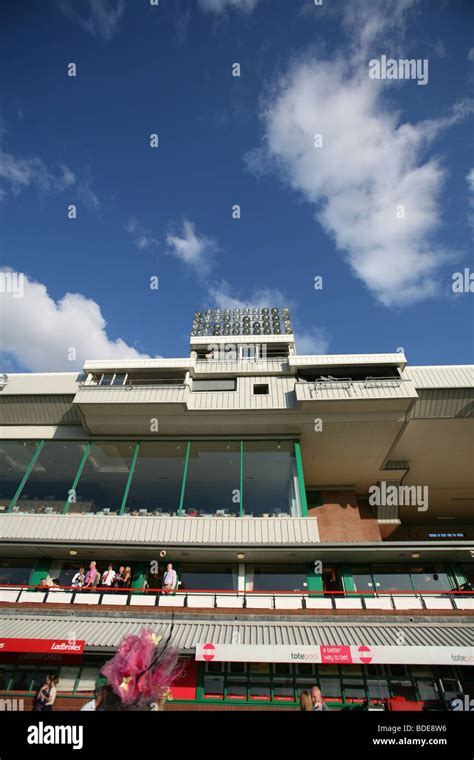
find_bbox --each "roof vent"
[383,460,409,470]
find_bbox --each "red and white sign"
[0,638,85,655]
[195,643,474,666]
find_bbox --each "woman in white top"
[43,676,59,711]
[71,567,85,588]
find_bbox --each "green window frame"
[2,438,307,518]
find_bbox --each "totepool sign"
[195,643,474,666]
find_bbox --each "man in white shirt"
[162,563,177,594]
[101,565,116,589]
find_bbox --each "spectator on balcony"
[122,566,132,589]
[83,561,99,589]
[299,690,313,711]
[162,563,177,594]
[101,565,116,590]
[113,566,126,588]
[311,686,330,711]
[71,567,85,588]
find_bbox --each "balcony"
[1,584,472,613]
[295,376,418,411]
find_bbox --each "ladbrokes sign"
[0,638,85,655]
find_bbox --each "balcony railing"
[1,584,472,612]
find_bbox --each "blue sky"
[0,0,473,371]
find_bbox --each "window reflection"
[242,441,300,517]
[183,442,240,516]
[0,442,38,511]
[11,442,85,514]
[125,442,185,515]
[71,442,135,514]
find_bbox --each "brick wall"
[309,490,382,542]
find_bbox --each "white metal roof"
[0,613,471,650]
[0,515,320,546]
[405,366,474,389]
[289,353,407,368]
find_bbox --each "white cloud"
[295,327,330,355]
[0,134,100,208]
[59,0,126,40]
[166,220,218,276]
[342,0,418,61]
[126,217,159,250]
[198,0,259,13]
[468,48,474,62]
[0,148,75,200]
[467,169,474,193]
[246,57,472,307]
[0,269,152,372]
[208,280,286,310]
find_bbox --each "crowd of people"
[70,562,133,590]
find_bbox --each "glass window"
[273,677,294,700]
[0,441,39,509]
[390,680,416,700]
[71,442,135,514]
[319,678,342,700]
[242,441,301,517]
[372,565,413,593]
[203,676,224,698]
[343,679,367,701]
[274,663,292,674]
[99,374,113,386]
[193,379,236,391]
[250,564,307,592]
[367,679,390,700]
[460,563,474,585]
[125,442,185,515]
[0,559,33,585]
[229,662,246,673]
[226,677,247,699]
[206,662,223,673]
[249,679,271,700]
[58,667,80,692]
[111,374,127,386]
[183,441,240,516]
[0,668,13,690]
[11,441,86,514]
[76,667,100,692]
[10,669,35,691]
[409,565,452,593]
[178,563,237,591]
[417,681,440,701]
[352,567,374,594]
[296,664,314,675]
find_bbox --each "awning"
[0,613,472,658]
